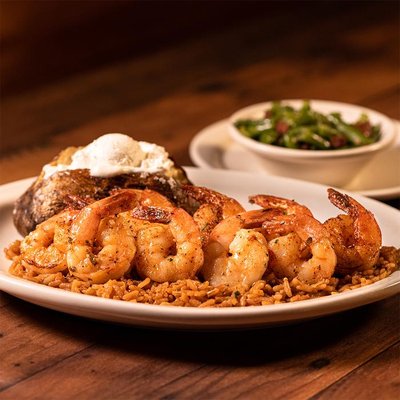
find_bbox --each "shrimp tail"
[249,194,313,216]
[183,185,245,218]
[132,205,172,224]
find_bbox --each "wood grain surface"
[0,2,399,399]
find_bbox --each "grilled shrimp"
[19,210,79,274]
[202,210,270,287]
[134,206,204,282]
[67,191,138,283]
[324,188,382,273]
[183,185,245,244]
[184,185,245,219]
[263,212,337,283]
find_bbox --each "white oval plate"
[190,119,400,200]
[0,169,399,329]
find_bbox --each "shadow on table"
[4,293,393,367]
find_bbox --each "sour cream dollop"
[43,133,174,178]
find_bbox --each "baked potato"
[13,147,192,236]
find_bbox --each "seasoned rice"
[6,245,399,307]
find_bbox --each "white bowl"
[229,100,396,186]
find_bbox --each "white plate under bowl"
[0,169,399,330]
[190,119,400,200]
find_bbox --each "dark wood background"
[1,1,399,163]
[0,1,399,399]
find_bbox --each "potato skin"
[13,168,192,236]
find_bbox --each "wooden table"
[1,2,399,399]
